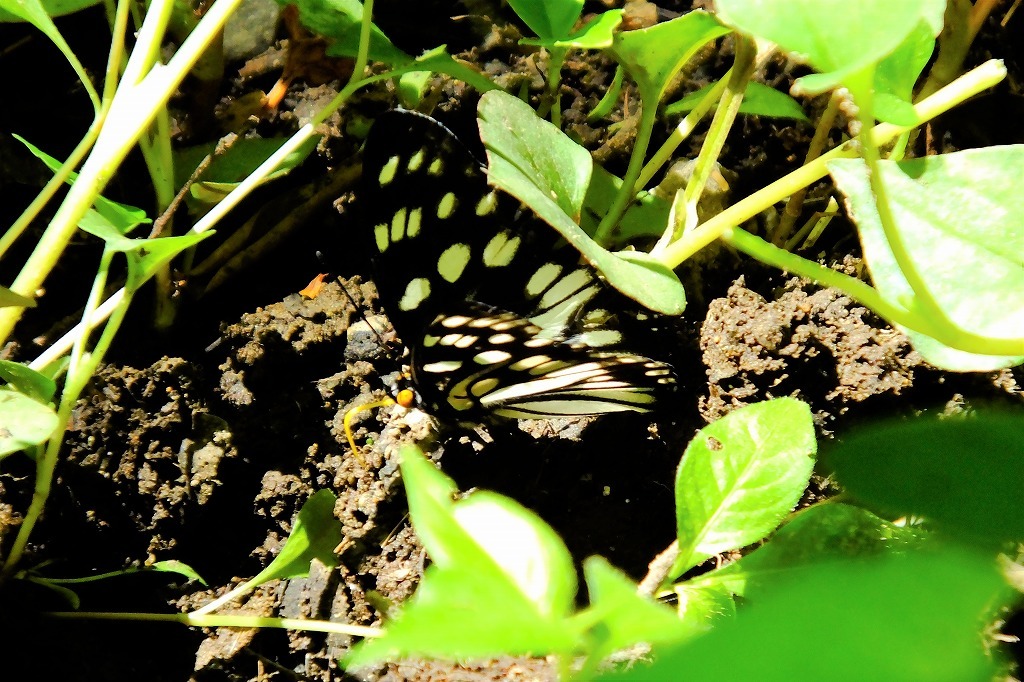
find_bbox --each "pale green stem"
[724,228,1021,356]
[636,75,729,192]
[593,99,659,243]
[849,70,950,329]
[0,0,245,344]
[50,610,382,637]
[656,59,1007,269]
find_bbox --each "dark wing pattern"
[361,110,676,421]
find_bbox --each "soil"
[2,2,1023,681]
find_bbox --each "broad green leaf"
[665,81,809,121]
[873,21,936,125]
[0,387,59,458]
[715,0,944,95]
[248,489,341,588]
[16,134,149,234]
[280,0,408,64]
[671,398,816,579]
[827,411,1024,543]
[347,558,579,666]
[581,557,690,661]
[604,547,1013,681]
[829,149,1024,370]
[480,90,592,222]
[520,10,622,49]
[0,359,56,404]
[478,91,686,315]
[346,447,579,665]
[0,0,99,20]
[690,504,926,599]
[507,0,582,40]
[0,286,37,308]
[400,446,576,614]
[611,11,730,107]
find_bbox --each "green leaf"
[247,490,342,589]
[480,90,592,222]
[0,387,59,458]
[174,136,319,213]
[671,398,816,578]
[15,134,150,235]
[0,286,37,309]
[673,582,736,636]
[346,446,580,665]
[873,21,936,125]
[665,81,809,121]
[581,556,690,661]
[0,0,99,20]
[0,359,57,404]
[610,11,730,107]
[76,217,211,294]
[507,0,583,40]
[827,411,1024,543]
[691,504,926,600]
[478,91,686,315]
[280,0,409,64]
[520,10,622,49]
[604,546,1013,681]
[828,149,1024,370]
[151,560,208,586]
[715,0,945,95]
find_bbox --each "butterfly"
[361,110,676,422]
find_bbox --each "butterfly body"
[361,110,676,422]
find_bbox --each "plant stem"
[724,227,1022,356]
[49,610,383,637]
[636,76,729,192]
[772,90,841,245]
[848,69,951,331]
[655,59,1007,269]
[593,97,658,243]
[0,0,244,345]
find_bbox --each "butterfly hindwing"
[413,301,676,419]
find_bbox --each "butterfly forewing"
[362,111,593,343]
[362,110,678,421]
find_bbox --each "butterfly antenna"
[336,275,391,349]
[343,396,396,465]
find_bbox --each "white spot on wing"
[378,156,399,185]
[398,277,430,311]
[482,231,521,266]
[438,243,471,283]
[407,148,426,172]
[475,192,498,216]
[525,262,563,298]
[407,207,422,237]
[437,192,457,219]
[474,349,512,364]
[390,207,407,242]
[423,360,462,373]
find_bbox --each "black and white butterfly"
[361,110,676,422]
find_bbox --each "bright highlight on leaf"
[829,148,1024,370]
[672,398,816,578]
